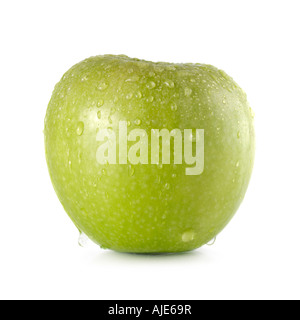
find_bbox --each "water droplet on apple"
[78,231,90,247]
[164,183,170,190]
[206,237,217,246]
[136,91,142,99]
[146,96,154,103]
[237,131,241,139]
[76,122,84,136]
[164,81,175,88]
[128,165,135,177]
[182,229,195,242]
[98,82,108,91]
[134,119,141,126]
[236,161,240,167]
[171,104,178,111]
[78,152,82,164]
[125,75,140,82]
[97,111,101,119]
[146,81,156,89]
[81,76,88,82]
[184,88,193,96]
[97,100,104,108]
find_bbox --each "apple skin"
[44,55,255,253]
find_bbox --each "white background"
[0,0,299,300]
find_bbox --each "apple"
[44,55,255,253]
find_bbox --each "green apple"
[44,55,255,253]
